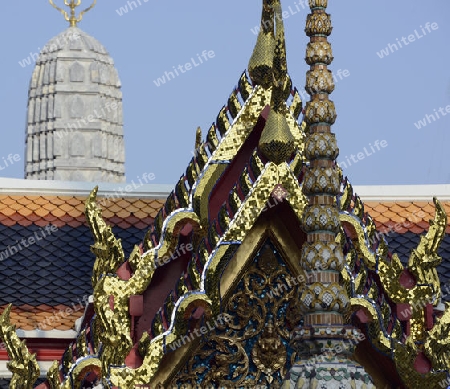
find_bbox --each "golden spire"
[49,0,97,27]
[248,0,276,87]
[271,0,291,99]
[257,0,295,164]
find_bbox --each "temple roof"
[0,181,448,337]
[0,1,449,386]
[0,180,168,334]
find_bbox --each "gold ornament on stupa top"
[49,0,97,27]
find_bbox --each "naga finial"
[195,126,202,150]
[49,0,97,27]
[0,304,40,387]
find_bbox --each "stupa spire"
[49,0,96,27]
[284,0,375,386]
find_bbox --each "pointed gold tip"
[248,0,290,93]
[49,0,97,27]
[251,0,294,164]
[248,0,276,87]
[195,127,202,150]
[272,0,291,99]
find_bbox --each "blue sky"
[1,0,449,186]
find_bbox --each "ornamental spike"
[49,0,96,27]
[248,0,276,87]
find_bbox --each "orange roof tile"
[67,220,83,228]
[43,214,58,222]
[107,203,124,213]
[8,202,24,211]
[141,217,155,225]
[125,204,140,213]
[389,204,404,214]
[58,203,75,213]
[101,209,115,218]
[53,196,70,205]
[25,203,42,212]
[1,304,84,331]
[126,216,140,225]
[64,197,83,206]
[0,195,445,235]
[51,220,66,228]
[74,203,86,213]
[117,220,131,229]
[364,200,450,233]
[19,207,33,217]
[116,199,131,209]
[375,215,391,224]
[0,196,449,333]
[33,196,52,205]
[396,201,414,208]
[116,209,131,218]
[15,197,32,206]
[132,200,148,209]
[35,219,53,227]
[135,220,149,229]
[410,225,425,234]
[2,218,16,227]
[133,210,150,219]
[0,196,17,205]
[57,214,75,223]
[34,207,50,217]
[42,202,58,212]
[51,207,67,218]
[373,204,389,213]
[0,195,164,228]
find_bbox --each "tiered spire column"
[300,0,345,333]
[284,1,375,387]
